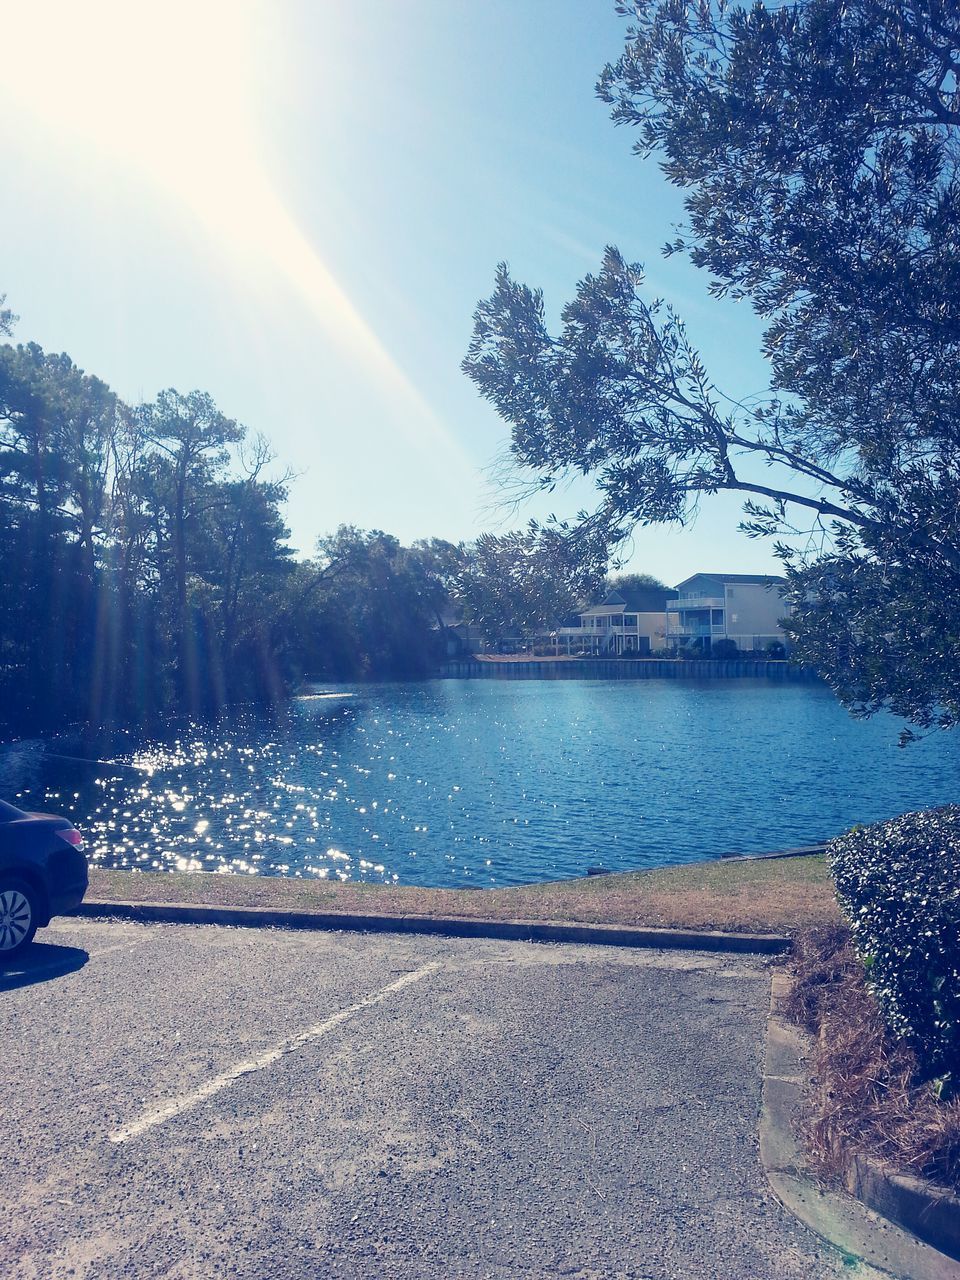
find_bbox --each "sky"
[0,0,783,586]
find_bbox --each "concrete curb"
[761,973,960,1280]
[721,843,828,862]
[74,900,791,953]
[844,1157,960,1265]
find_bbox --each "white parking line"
[108,960,442,1144]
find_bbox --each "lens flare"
[2,0,469,465]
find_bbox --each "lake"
[1,678,958,887]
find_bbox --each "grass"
[784,926,960,1195]
[87,853,838,935]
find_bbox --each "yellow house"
[554,586,678,656]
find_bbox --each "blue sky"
[1,0,782,585]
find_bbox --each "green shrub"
[711,638,739,659]
[766,640,786,659]
[829,807,960,1082]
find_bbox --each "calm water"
[1,679,958,887]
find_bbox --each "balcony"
[665,621,727,638]
[668,625,709,639]
[667,596,724,611]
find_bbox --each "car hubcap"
[0,890,31,952]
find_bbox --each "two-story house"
[554,585,678,656]
[666,573,788,652]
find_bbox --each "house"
[438,606,488,657]
[666,573,789,653]
[553,585,678,656]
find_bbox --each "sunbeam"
[2,0,468,465]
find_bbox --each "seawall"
[439,658,819,680]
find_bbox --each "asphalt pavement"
[0,918,868,1279]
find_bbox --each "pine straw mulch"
[783,924,960,1195]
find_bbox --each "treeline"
[0,338,299,732]
[0,328,600,735]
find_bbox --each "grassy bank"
[88,854,838,935]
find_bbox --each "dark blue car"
[0,800,88,956]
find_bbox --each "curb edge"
[760,974,960,1280]
[74,900,791,953]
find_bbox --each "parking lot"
[1,918,854,1279]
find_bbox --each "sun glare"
[3,1,251,175]
[2,0,469,465]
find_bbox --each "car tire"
[0,879,39,957]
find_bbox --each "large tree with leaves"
[464,0,960,736]
[290,527,461,679]
[454,529,602,648]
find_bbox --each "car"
[0,799,88,957]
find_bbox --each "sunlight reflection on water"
[2,679,959,887]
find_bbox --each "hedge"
[829,806,960,1082]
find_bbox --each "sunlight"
[2,0,466,462]
[2,0,252,187]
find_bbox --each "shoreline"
[439,657,820,680]
[84,853,839,937]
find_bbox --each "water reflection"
[1,680,959,887]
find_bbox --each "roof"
[674,573,785,589]
[583,585,678,614]
[621,586,678,611]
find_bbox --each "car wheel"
[0,880,38,957]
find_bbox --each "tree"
[606,571,668,595]
[0,342,123,721]
[454,528,602,648]
[136,390,245,710]
[464,0,960,736]
[292,528,459,679]
[195,438,296,706]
